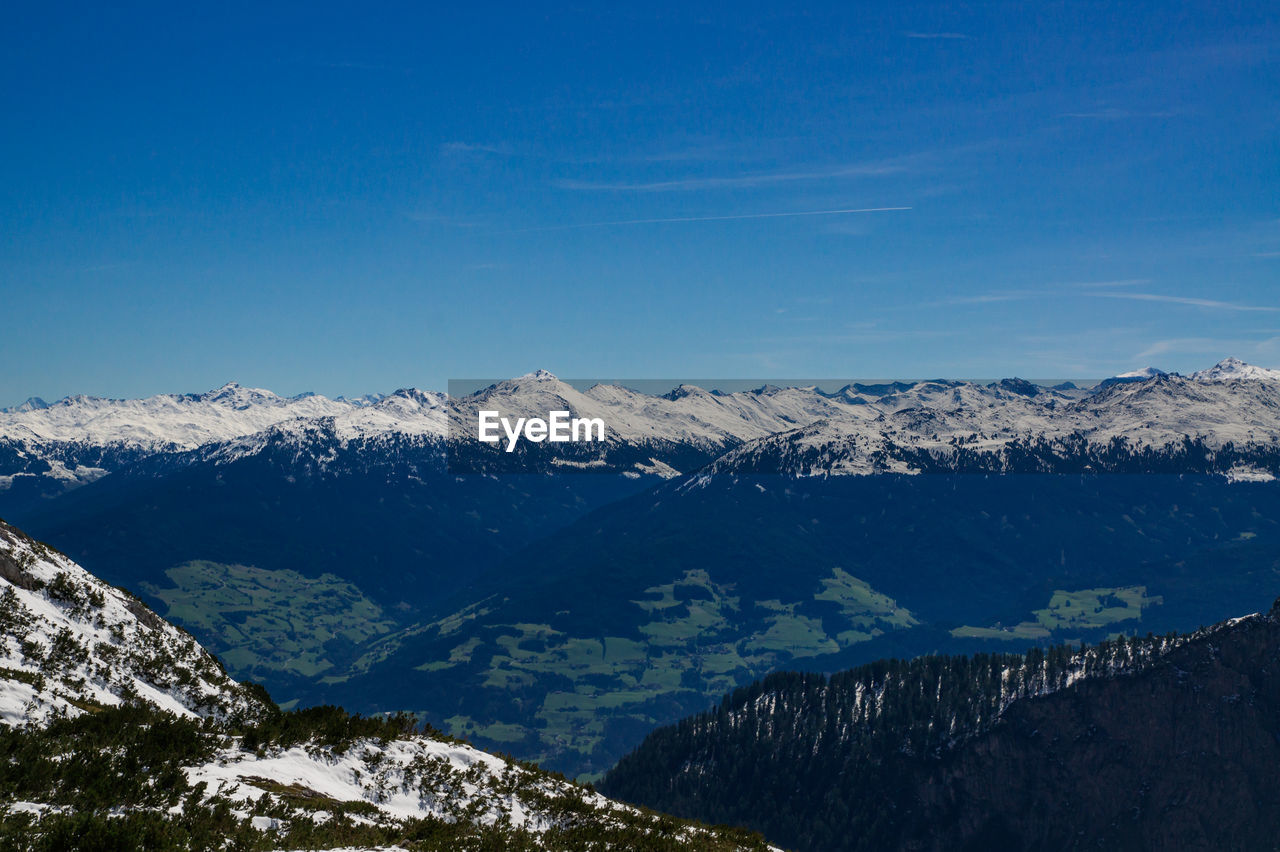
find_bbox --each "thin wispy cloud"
[904,32,970,40]
[925,284,1280,321]
[319,60,402,72]
[566,139,775,167]
[926,280,1157,307]
[1096,292,1280,312]
[555,160,909,192]
[403,211,483,228]
[1134,335,1280,364]
[936,290,1041,306]
[638,143,741,164]
[510,207,911,233]
[1134,337,1220,359]
[759,328,957,345]
[931,280,1148,307]
[1069,278,1149,288]
[1059,108,1180,119]
[1014,327,1156,376]
[440,141,511,157]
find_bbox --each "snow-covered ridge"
[448,371,876,450]
[200,388,450,467]
[665,605,1274,806]
[3,358,1279,483]
[0,383,355,450]
[4,358,1276,453]
[0,520,268,726]
[190,735,664,838]
[183,732,780,848]
[1189,356,1280,383]
[701,362,1280,477]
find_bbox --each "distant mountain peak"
[1191,357,1280,382]
[1116,366,1166,379]
[3,397,48,413]
[337,391,387,406]
[989,377,1041,397]
[663,384,711,400]
[204,381,280,401]
[1098,366,1167,388]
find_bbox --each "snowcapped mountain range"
[1,358,1278,489]
[1189,356,1280,383]
[0,383,356,449]
[700,364,1280,478]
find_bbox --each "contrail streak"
[510,206,911,233]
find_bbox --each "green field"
[143,560,396,680]
[431,566,919,767]
[952,586,1163,641]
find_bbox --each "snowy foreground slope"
[0,520,772,851]
[0,521,266,726]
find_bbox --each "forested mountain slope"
[602,598,1280,851]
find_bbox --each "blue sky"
[2,1,1277,404]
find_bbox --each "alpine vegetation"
[0,519,771,851]
[0,521,267,725]
[602,600,1280,851]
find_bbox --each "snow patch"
[0,521,267,727]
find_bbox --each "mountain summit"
[1097,365,1168,388]
[1191,356,1280,382]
